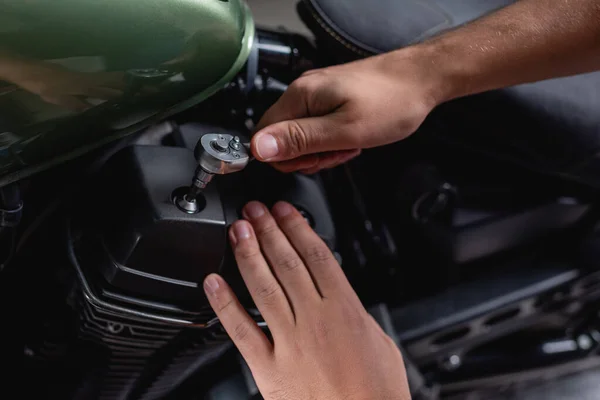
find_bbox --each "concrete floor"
[246,1,600,399]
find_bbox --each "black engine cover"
[95,145,227,306]
[82,138,336,312]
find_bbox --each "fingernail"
[244,202,265,220]
[272,202,294,218]
[204,276,220,296]
[255,134,279,160]
[232,221,251,242]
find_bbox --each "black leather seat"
[299,0,600,188]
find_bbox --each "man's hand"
[251,0,600,174]
[204,202,411,400]
[251,51,442,174]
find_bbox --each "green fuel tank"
[0,0,255,184]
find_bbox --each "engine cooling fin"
[73,287,231,400]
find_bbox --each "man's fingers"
[317,149,361,170]
[272,154,320,173]
[229,221,296,330]
[253,70,358,163]
[242,202,322,308]
[270,202,355,297]
[255,83,309,131]
[336,149,362,164]
[204,274,273,368]
[273,150,361,174]
[252,114,354,163]
[255,71,328,131]
[300,150,362,175]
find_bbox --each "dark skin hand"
[204,202,411,400]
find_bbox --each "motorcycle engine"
[0,29,330,399]
[3,20,598,400]
[5,120,336,400]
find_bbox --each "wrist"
[378,43,466,110]
[412,41,467,104]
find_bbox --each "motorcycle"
[1,0,599,399]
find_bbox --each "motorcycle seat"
[299,0,600,189]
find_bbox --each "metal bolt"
[212,139,229,153]
[230,136,242,151]
[233,153,241,159]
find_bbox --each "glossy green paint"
[0,0,255,184]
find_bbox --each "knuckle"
[286,120,310,157]
[232,321,251,342]
[275,253,304,272]
[305,244,334,265]
[234,243,261,262]
[299,69,319,79]
[287,81,308,101]
[217,298,235,313]
[253,220,280,238]
[283,215,306,231]
[291,74,315,91]
[255,282,283,305]
[299,70,312,79]
[289,78,306,92]
[301,67,330,79]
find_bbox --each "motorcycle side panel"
[0,0,255,184]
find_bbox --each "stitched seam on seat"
[304,1,373,57]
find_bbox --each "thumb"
[251,114,354,162]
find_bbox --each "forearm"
[404,0,600,104]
